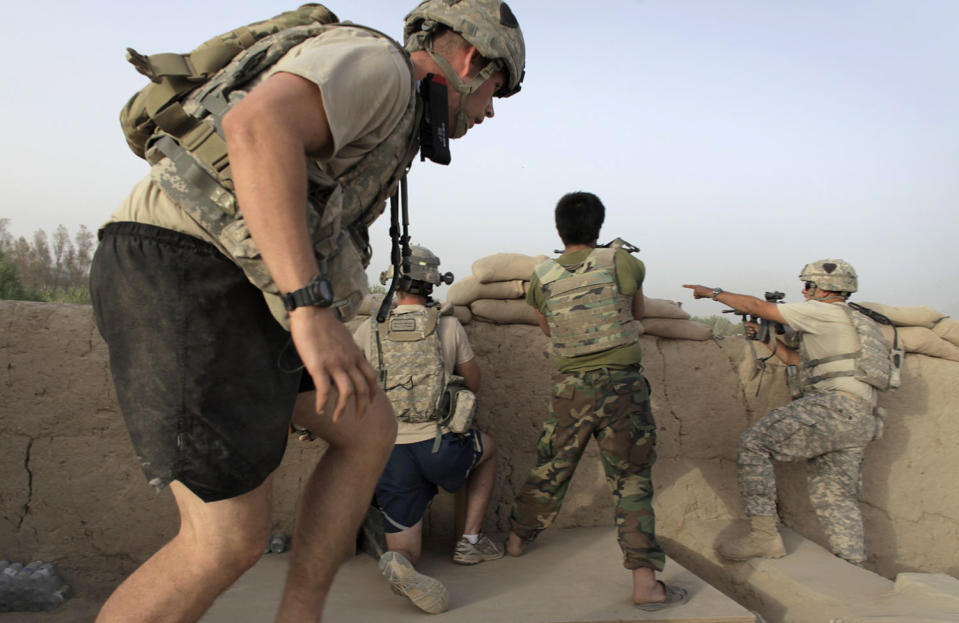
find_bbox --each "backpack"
[801,302,903,392]
[120,4,338,160]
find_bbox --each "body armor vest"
[800,303,901,393]
[136,21,421,321]
[372,307,448,423]
[534,248,640,358]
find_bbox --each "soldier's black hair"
[555,191,605,245]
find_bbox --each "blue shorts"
[375,431,484,533]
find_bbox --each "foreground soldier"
[685,260,888,565]
[506,192,688,611]
[89,2,524,621]
[349,246,501,613]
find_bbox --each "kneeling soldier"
[353,245,502,614]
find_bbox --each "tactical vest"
[372,307,448,424]
[534,248,640,358]
[122,8,421,322]
[800,302,902,393]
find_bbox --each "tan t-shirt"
[353,305,476,444]
[108,28,413,321]
[779,300,876,404]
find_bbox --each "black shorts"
[90,222,302,502]
[374,431,484,533]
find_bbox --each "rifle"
[722,291,787,396]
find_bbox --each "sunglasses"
[803,281,817,291]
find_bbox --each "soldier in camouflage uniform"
[348,246,501,614]
[88,3,525,621]
[507,192,688,612]
[685,259,883,565]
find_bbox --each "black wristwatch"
[281,275,334,311]
[711,287,724,301]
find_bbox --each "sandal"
[635,580,689,612]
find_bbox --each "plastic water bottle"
[41,584,72,611]
[269,534,289,553]
[25,563,58,610]
[0,563,24,612]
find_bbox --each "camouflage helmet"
[380,245,454,294]
[404,0,526,138]
[799,258,858,293]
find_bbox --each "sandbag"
[857,302,946,329]
[472,253,548,283]
[643,297,689,320]
[470,299,539,326]
[895,327,959,362]
[932,317,959,348]
[446,275,527,305]
[641,318,713,341]
[356,294,386,316]
[452,305,473,325]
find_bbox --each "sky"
[1,0,956,318]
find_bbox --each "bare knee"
[478,432,497,464]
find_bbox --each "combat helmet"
[380,245,454,296]
[404,0,526,138]
[799,259,858,294]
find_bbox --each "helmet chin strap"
[413,32,500,138]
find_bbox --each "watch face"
[315,278,333,304]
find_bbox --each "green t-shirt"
[527,247,645,373]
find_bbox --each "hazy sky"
[2,0,956,318]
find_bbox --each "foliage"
[0,219,94,304]
[692,314,744,337]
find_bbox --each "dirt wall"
[2,300,957,597]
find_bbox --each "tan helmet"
[380,245,454,295]
[404,0,526,137]
[799,259,858,293]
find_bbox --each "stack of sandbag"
[445,252,713,341]
[445,253,547,326]
[859,302,959,363]
[641,297,712,341]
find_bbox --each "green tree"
[692,315,745,337]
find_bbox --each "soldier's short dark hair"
[555,192,605,245]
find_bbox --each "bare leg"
[462,435,497,536]
[95,478,273,623]
[274,389,396,622]
[632,567,666,604]
[385,520,424,565]
[506,531,526,556]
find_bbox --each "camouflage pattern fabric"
[737,390,878,562]
[149,23,421,323]
[372,307,447,424]
[509,367,665,571]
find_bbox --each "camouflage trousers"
[738,390,879,563]
[509,367,665,571]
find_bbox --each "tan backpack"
[119,4,338,160]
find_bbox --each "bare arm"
[535,310,551,337]
[222,72,377,423]
[682,284,787,325]
[455,358,482,394]
[743,321,801,365]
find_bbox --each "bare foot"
[505,531,526,557]
[632,580,666,605]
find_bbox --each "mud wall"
[2,300,957,596]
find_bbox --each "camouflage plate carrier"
[800,302,902,393]
[534,248,639,358]
[372,306,448,436]
[119,4,421,322]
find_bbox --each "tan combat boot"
[717,515,787,561]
